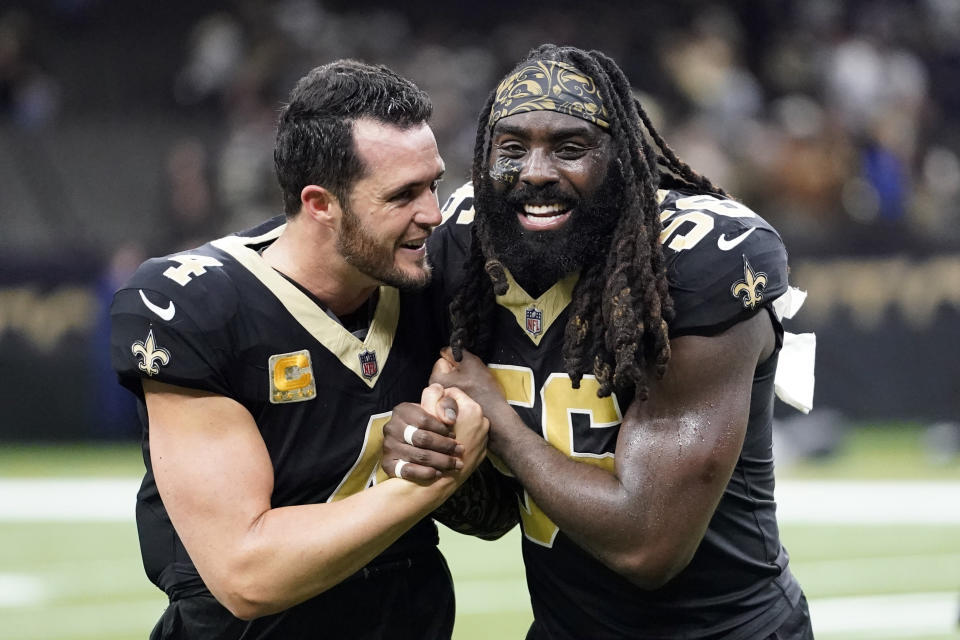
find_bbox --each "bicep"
[615,311,773,523]
[144,379,273,569]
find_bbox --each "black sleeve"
[660,193,790,337]
[427,181,478,336]
[109,257,237,399]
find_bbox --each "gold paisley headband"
[488,60,610,129]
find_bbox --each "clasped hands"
[382,348,506,482]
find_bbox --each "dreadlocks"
[449,44,726,401]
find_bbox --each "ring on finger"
[403,424,419,446]
[395,459,409,479]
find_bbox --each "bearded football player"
[383,44,815,639]
[109,60,492,639]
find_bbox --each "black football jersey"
[430,184,802,639]
[110,216,447,634]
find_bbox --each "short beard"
[337,202,432,291]
[475,165,622,296]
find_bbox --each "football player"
[383,45,814,639]
[110,60,490,639]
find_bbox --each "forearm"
[148,380,486,619]
[486,402,699,587]
[201,476,458,619]
[487,403,629,544]
[431,459,519,540]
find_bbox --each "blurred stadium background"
[0,0,958,638]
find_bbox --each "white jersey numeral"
[162,255,223,286]
[660,195,757,253]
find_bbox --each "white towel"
[772,287,816,413]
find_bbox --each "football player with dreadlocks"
[382,44,815,639]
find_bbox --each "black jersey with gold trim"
[110,216,447,633]
[430,184,801,639]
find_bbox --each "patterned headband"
[488,60,610,129]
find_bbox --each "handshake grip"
[382,384,488,484]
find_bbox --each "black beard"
[337,200,432,292]
[475,167,622,297]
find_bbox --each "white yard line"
[0,573,46,607]
[0,478,138,521]
[809,591,959,636]
[776,480,960,524]
[1,477,958,635]
[0,478,958,523]
[9,576,950,639]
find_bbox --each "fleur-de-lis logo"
[730,256,768,309]
[131,329,170,376]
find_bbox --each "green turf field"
[1,424,958,639]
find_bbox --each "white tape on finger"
[394,459,409,479]
[403,424,419,446]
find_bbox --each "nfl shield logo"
[525,307,543,336]
[358,349,378,379]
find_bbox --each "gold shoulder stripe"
[212,231,398,388]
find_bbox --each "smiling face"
[338,119,445,290]
[478,110,622,294]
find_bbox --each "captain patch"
[269,349,316,404]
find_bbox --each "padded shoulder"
[429,182,477,300]
[109,239,244,398]
[658,191,789,336]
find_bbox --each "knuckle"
[444,439,461,454]
[421,418,442,434]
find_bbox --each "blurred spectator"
[1,0,959,440]
[157,136,226,254]
[173,12,245,109]
[1,0,959,257]
[0,8,60,129]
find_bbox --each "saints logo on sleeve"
[731,256,768,310]
[656,190,789,336]
[110,265,234,397]
[131,329,170,376]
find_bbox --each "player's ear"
[300,185,341,228]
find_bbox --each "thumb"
[420,383,445,419]
[442,387,480,421]
[432,357,455,378]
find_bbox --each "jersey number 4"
[327,413,391,502]
[489,365,622,548]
